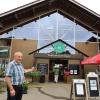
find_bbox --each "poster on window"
[74,70,77,75]
[69,64,79,75]
[70,70,73,74]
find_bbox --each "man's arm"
[24,67,36,73]
[5,76,15,96]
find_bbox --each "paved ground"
[0,82,100,100]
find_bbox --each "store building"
[0,0,100,82]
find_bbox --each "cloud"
[0,0,36,14]
[75,0,100,14]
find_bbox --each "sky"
[0,0,36,14]
[76,0,100,15]
[0,0,100,15]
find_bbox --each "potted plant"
[22,81,29,94]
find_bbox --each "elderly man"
[5,51,35,100]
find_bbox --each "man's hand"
[24,67,37,73]
[10,89,15,97]
[5,77,15,96]
[31,67,37,71]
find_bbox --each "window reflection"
[0,12,97,54]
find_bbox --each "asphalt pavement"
[0,82,100,100]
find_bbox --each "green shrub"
[25,71,41,77]
[0,70,5,77]
[22,82,28,94]
[25,71,41,82]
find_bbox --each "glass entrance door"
[49,59,68,82]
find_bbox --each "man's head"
[14,51,23,63]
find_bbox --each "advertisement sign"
[87,72,99,97]
[37,63,48,75]
[88,77,99,97]
[53,41,65,53]
[73,79,86,97]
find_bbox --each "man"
[5,51,35,100]
[53,64,59,83]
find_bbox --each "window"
[69,64,79,75]
[0,46,10,58]
[37,63,48,75]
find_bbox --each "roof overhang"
[34,53,83,60]
[0,0,100,35]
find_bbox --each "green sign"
[53,41,65,53]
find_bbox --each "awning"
[81,54,100,65]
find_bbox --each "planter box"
[25,71,41,82]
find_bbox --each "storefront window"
[0,46,10,58]
[69,64,79,75]
[37,63,48,75]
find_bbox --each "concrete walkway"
[0,83,100,100]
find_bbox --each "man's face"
[14,53,23,63]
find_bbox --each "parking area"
[0,83,70,100]
[0,83,100,100]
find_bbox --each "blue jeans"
[7,85,23,100]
